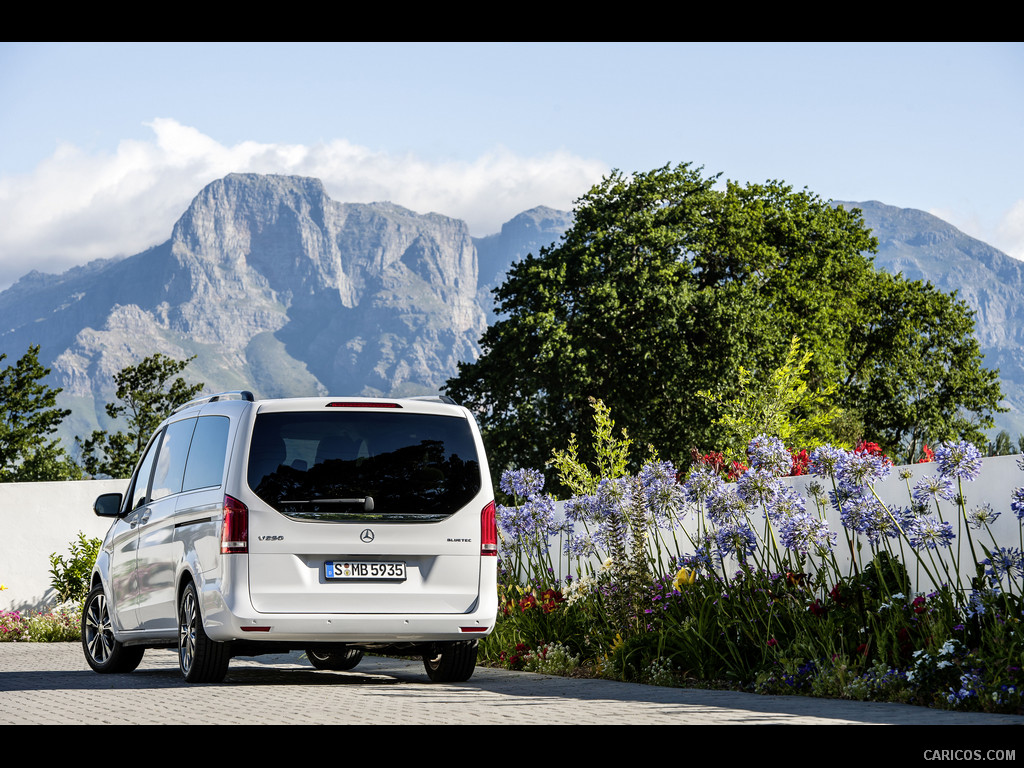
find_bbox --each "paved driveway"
[2,643,1022,726]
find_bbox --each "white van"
[83,392,497,683]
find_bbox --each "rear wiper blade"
[281,497,375,512]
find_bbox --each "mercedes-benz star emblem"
[360,528,375,543]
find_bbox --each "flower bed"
[484,435,1023,714]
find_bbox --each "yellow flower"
[0,583,7,591]
[672,567,697,590]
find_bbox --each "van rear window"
[247,411,481,522]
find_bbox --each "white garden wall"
[1,478,125,612]
[534,455,1024,596]
[4,455,1023,614]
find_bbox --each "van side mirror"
[94,493,123,517]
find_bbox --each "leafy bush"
[49,531,101,604]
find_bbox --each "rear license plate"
[325,561,407,580]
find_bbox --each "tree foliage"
[697,335,850,462]
[78,354,204,478]
[841,270,1004,464]
[0,345,81,481]
[549,398,634,497]
[445,162,1003,475]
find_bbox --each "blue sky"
[0,42,1021,289]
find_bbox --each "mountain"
[836,201,1024,438]
[0,174,564,445]
[473,206,573,322]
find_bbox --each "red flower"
[789,449,810,477]
[918,444,935,464]
[726,460,748,481]
[540,588,564,614]
[519,594,537,612]
[809,599,827,617]
[855,440,893,467]
[912,596,927,614]
[691,448,727,475]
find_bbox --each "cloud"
[927,201,1024,262]
[0,119,607,289]
[996,200,1024,261]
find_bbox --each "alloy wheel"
[179,588,197,675]
[84,592,113,665]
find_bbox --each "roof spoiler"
[406,395,459,406]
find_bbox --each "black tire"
[178,581,230,683]
[306,647,364,671]
[81,585,145,674]
[423,640,478,682]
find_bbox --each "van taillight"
[221,495,248,554]
[481,500,497,556]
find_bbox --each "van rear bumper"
[200,557,497,644]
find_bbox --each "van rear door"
[244,402,487,615]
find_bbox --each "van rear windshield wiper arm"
[282,497,375,512]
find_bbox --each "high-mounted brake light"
[481,500,497,556]
[326,401,402,408]
[221,495,249,554]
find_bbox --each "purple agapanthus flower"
[747,435,792,477]
[639,460,686,524]
[966,503,1000,529]
[714,521,758,561]
[837,450,890,487]
[809,444,846,479]
[934,440,983,482]
[863,502,904,544]
[706,484,749,525]
[495,493,558,544]
[908,514,955,550]
[778,512,836,555]
[563,493,597,523]
[683,466,724,506]
[912,475,956,506]
[1010,487,1024,522]
[766,486,806,522]
[500,467,546,499]
[983,547,1024,582]
[736,467,782,507]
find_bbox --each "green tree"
[77,353,204,478]
[841,270,1004,464]
[445,163,1002,475]
[0,345,81,481]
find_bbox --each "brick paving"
[2,643,1022,725]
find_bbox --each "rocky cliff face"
[473,205,573,322]
[0,174,510,442]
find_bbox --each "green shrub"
[49,531,101,604]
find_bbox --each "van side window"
[182,416,230,492]
[130,430,163,510]
[150,418,197,501]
